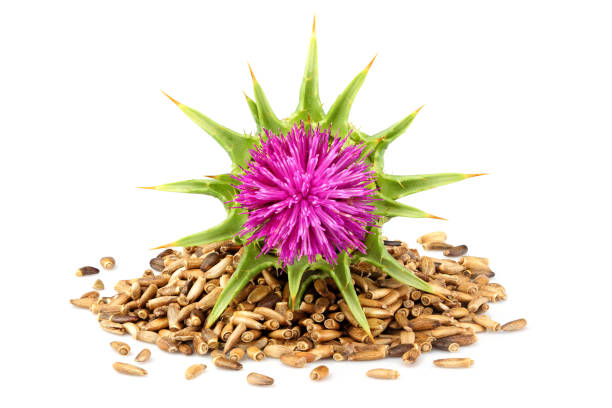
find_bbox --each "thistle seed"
[366,368,399,379]
[110,341,130,355]
[134,348,151,362]
[433,357,474,368]
[247,372,274,386]
[112,362,147,376]
[185,364,207,380]
[76,266,99,277]
[100,257,116,270]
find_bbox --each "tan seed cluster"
[71,234,525,379]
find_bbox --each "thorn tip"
[428,214,447,221]
[415,104,425,114]
[248,63,256,82]
[137,186,156,190]
[312,15,316,33]
[466,173,488,178]
[151,242,176,250]
[161,90,180,106]
[366,54,378,71]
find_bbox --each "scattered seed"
[76,266,99,277]
[185,364,207,380]
[135,349,151,362]
[434,358,474,368]
[110,341,130,355]
[213,356,243,370]
[112,362,147,376]
[100,257,116,270]
[417,231,447,244]
[92,279,104,290]
[501,318,527,331]
[366,368,399,379]
[310,365,329,381]
[247,372,274,386]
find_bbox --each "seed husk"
[100,257,116,270]
[434,357,474,368]
[92,279,105,290]
[76,266,99,277]
[112,362,147,376]
[110,341,130,355]
[443,245,468,257]
[134,348,151,362]
[247,372,274,386]
[185,364,207,380]
[280,353,307,368]
[213,356,243,370]
[417,231,447,244]
[366,368,399,379]
[501,318,527,331]
[310,365,329,381]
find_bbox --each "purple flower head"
[233,123,379,266]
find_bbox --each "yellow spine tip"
[137,186,157,190]
[366,54,378,71]
[312,15,316,33]
[428,214,447,221]
[415,104,425,114]
[243,91,250,101]
[248,63,257,83]
[151,242,176,250]
[161,90,180,106]
[466,173,488,178]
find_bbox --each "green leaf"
[206,243,278,327]
[159,210,247,248]
[378,173,483,200]
[290,270,330,310]
[141,179,236,207]
[322,56,375,135]
[164,93,256,169]
[287,257,310,311]
[329,252,372,337]
[249,65,286,133]
[295,20,324,122]
[373,191,436,219]
[366,106,421,172]
[356,227,434,294]
[244,93,261,131]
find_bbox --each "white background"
[1,0,610,406]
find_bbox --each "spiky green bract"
[205,243,278,328]
[145,19,484,333]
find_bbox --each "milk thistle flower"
[143,17,483,335]
[234,124,379,266]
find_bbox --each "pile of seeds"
[71,231,525,381]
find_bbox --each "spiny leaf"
[356,227,434,294]
[328,252,372,338]
[373,191,443,220]
[249,65,286,133]
[162,92,256,169]
[291,270,330,310]
[244,92,261,130]
[378,173,485,200]
[154,210,247,249]
[295,16,324,122]
[322,55,376,135]
[206,243,278,327]
[366,106,422,171]
[139,179,236,205]
[287,257,333,310]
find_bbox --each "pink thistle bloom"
[233,123,379,266]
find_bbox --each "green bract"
[142,20,482,337]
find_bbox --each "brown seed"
[112,362,147,376]
[366,368,399,379]
[401,344,421,364]
[229,347,245,361]
[422,241,453,251]
[150,257,165,271]
[76,266,99,277]
[213,356,243,370]
[100,257,116,270]
[92,279,105,290]
[501,318,527,331]
[110,341,130,355]
[434,357,474,368]
[471,314,501,331]
[280,353,307,368]
[185,364,207,380]
[443,245,468,257]
[247,372,274,386]
[310,365,329,381]
[134,349,151,362]
[263,344,293,358]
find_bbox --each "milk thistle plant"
[143,19,482,336]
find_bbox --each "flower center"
[234,123,378,266]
